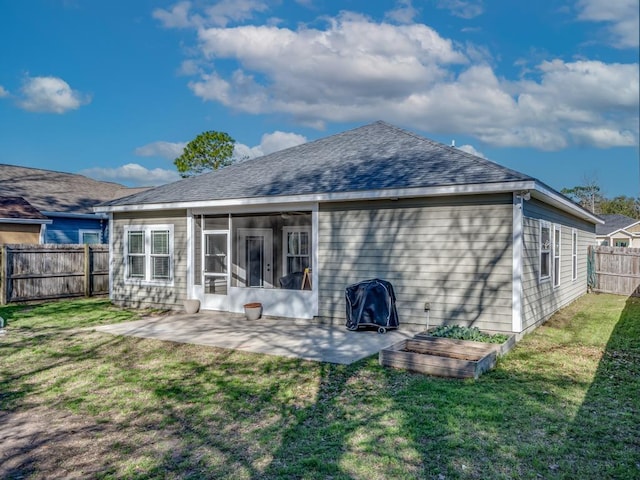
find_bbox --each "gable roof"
[0,196,51,223]
[596,214,639,236]
[96,121,599,224]
[0,164,150,215]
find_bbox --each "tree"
[561,181,604,214]
[599,196,640,219]
[174,131,235,178]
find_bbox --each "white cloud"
[569,127,637,148]
[234,131,307,160]
[153,1,197,28]
[134,141,187,160]
[154,0,268,29]
[577,0,639,48]
[204,0,268,27]
[435,0,484,19]
[170,8,638,150]
[18,76,90,113]
[0,85,8,98]
[80,163,181,187]
[457,144,486,158]
[385,0,419,24]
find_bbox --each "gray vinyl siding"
[521,199,595,332]
[317,194,515,332]
[111,210,188,310]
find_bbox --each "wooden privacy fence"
[588,246,640,296]
[0,244,109,304]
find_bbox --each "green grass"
[1,294,638,479]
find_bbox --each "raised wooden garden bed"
[413,332,516,357]
[379,337,499,379]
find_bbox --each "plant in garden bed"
[428,325,510,344]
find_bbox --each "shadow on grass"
[2,295,639,479]
[563,295,640,477]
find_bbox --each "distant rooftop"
[0,164,150,214]
[0,196,49,221]
[596,214,639,236]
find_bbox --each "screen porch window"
[203,232,228,295]
[539,222,551,282]
[283,227,311,275]
[125,225,173,284]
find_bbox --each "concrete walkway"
[95,312,418,365]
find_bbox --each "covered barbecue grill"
[345,278,399,333]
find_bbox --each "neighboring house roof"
[0,164,150,215]
[96,121,600,225]
[596,214,639,236]
[0,196,51,223]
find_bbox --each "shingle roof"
[0,164,150,214]
[0,196,49,221]
[101,121,534,208]
[596,214,639,235]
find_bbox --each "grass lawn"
[1,294,638,479]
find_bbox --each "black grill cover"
[345,279,399,331]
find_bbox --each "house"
[596,214,640,247]
[0,164,148,244]
[95,122,601,336]
[0,196,52,244]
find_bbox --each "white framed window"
[553,225,561,288]
[124,225,174,285]
[80,229,101,244]
[572,229,578,281]
[539,221,551,282]
[282,226,311,275]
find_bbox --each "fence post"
[84,243,91,297]
[1,245,7,305]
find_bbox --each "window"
[614,239,629,247]
[80,229,101,244]
[553,225,561,287]
[203,232,228,295]
[539,222,551,282]
[282,226,311,275]
[572,229,578,281]
[124,225,173,284]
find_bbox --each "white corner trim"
[512,193,523,333]
[108,212,114,301]
[186,210,193,296]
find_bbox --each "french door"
[237,228,273,288]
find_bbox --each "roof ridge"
[374,122,533,181]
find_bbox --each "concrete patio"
[95,312,419,364]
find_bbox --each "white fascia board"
[531,182,603,225]
[0,218,53,225]
[94,180,538,213]
[43,211,108,220]
[607,228,634,238]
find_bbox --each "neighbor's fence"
[588,246,640,297]
[0,244,109,304]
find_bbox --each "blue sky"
[0,0,638,198]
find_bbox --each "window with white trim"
[282,226,311,275]
[553,225,561,287]
[539,221,551,282]
[80,229,101,244]
[572,229,578,281]
[124,225,173,284]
